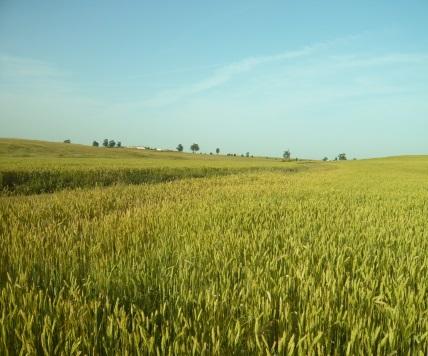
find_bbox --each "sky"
[0,0,427,159]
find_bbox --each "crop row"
[1,161,427,354]
[0,166,300,195]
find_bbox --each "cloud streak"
[142,38,346,107]
[332,53,428,69]
[0,55,64,80]
[141,29,428,108]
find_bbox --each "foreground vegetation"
[0,139,302,194]
[0,140,427,354]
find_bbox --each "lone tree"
[64,139,71,144]
[116,141,122,148]
[190,143,200,154]
[103,139,109,147]
[283,150,291,160]
[216,148,220,155]
[176,144,183,152]
[338,153,347,161]
[92,141,99,147]
[322,156,328,161]
[108,140,116,148]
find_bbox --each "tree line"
[92,139,122,148]
[64,139,349,160]
[176,144,255,157]
[176,143,203,154]
[284,150,349,161]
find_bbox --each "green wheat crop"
[0,141,427,354]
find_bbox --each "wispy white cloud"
[332,53,428,68]
[0,55,64,79]
[3,35,427,117]
[123,63,224,80]
[249,53,427,96]
[140,25,428,108]
[142,37,353,107]
[178,50,428,123]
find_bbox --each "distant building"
[132,146,173,152]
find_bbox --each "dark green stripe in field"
[0,166,303,195]
[0,139,309,195]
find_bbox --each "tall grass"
[0,139,303,195]
[0,166,302,195]
[0,156,427,354]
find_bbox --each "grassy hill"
[0,138,207,160]
[1,144,427,354]
[0,138,294,167]
[0,138,306,194]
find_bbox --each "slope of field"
[0,138,291,168]
[0,142,427,354]
[0,139,304,194]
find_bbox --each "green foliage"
[0,139,301,195]
[216,148,220,154]
[176,144,183,152]
[63,139,71,144]
[103,139,109,147]
[108,140,116,148]
[0,167,299,195]
[1,139,427,354]
[92,140,99,147]
[190,143,200,153]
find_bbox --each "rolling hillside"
[0,138,306,194]
[1,144,427,354]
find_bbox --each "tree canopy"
[190,143,200,153]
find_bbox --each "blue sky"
[1,0,427,158]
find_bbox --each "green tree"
[216,148,220,154]
[108,140,116,148]
[322,156,328,161]
[246,152,250,158]
[338,153,347,160]
[190,143,200,153]
[103,139,109,147]
[283,150,291,160]
[64,139,71,144]
[92,141,99,147]
[176,144,183,152]
[116,141,122,148]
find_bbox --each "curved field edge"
[1,157,428,354]
[0,166,310,195]
[0,139,313,195]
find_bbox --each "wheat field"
[0,140,427,354]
